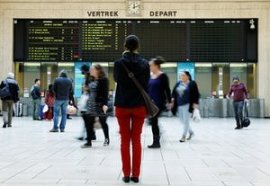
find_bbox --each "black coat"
[148,73,172,110]
[114,52,150,108]
[53,77,72,100]
[0,78,19,102]
[171,80,200,115]
[95,77,109,106]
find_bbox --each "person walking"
[50,70,72,133]
[44,84,55,120]
[0,73,19,128]
[172,71,200,143]
[77,64,97,141]
[114,35,150,183]
[31,79,41,120]
[148,56,172,148]
[81,64,110,148]
[227,76,248,129]
[67,78,77,120]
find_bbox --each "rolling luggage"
[242,101,250,127]
[15,102,23,117]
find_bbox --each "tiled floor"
[0,116,270,186]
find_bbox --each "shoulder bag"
[121,62,159,118]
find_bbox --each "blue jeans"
[178,104,193,137]
[233,101,244,127]
[53,100,68,130]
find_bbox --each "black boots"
[122,176,139,183]
[235,124,243,130]
[3,123,11,128]
[148,136,160,148]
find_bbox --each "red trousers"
[115,106,146,177]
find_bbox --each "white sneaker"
[179,136,186,143]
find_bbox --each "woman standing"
[81,64,109,148]
[172,71,200,143]
[148,56,172,148]
[114,35,150,183]
[44,84,55,120]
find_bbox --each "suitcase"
[15,102,23,117]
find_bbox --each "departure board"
[81,20,133,61]
[13,19,257,62]
[190,20,244,62]
[27,20,80,61]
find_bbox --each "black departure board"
[27,20,80,61]
[13,19,257,62]
[81,20,133,61]
[190,20,244,62]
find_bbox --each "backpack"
[31,86,39,100]
[0,80,11,98]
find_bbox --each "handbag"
[192,108,201,123]
[242,101,250,127]
[67,105,77,115]
[42,104,49,113]
[78,93,89,111]
[121,62,159,118]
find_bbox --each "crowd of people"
[0,35,249,184]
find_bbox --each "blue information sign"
[177,62,195,81]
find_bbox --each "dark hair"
[184,71,192,81]
[151,56,166,68]
[34,78,40,83]
[59,70,68,78]
[48,84,54,94]
[232,76,239,81]
[93,64,106,79]
[48,84,53,90]
[80,64,90,74]
[124,35,139,52]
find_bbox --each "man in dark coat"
[0,73,19,128]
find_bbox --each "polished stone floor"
[0,116,270,186]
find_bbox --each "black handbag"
[121,62,159,118]
[242,101,250,127]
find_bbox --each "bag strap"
[4,79,10,88]
[121,61,146,94]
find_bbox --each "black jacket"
[96,77,109,106]
[171,80,200,115]
[31,85,41,100]
[0,78,19,102]
[148,73,172,110]
[114,52,150,108]
[53,77,72,100]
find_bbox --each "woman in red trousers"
[114,35,150,184]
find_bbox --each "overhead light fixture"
[250,19,255,30]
